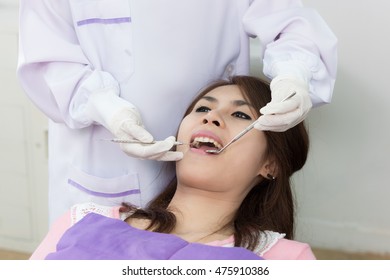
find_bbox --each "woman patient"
[30,76,314,260]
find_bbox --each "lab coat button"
[226,64,234,76]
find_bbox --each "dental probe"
[100,139,185,145]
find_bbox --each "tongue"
[197,144,218,152]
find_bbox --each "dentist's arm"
[243,1,337,131]
[255,61,312,132]
[18,1,181,161]
[74,71,183,161]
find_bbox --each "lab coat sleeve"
[17,0,117,128]
[243,0,337,106]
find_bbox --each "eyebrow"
[200,96,255,108]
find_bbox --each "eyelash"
[232,111,252,120]
[195,106,210,113]
[194,106,252,120]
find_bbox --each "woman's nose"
[202,111,224,127]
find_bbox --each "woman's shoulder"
[252,230,286,256]
[209,230,315,260]
[261,236,316,260]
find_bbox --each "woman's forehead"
[204,84,243,99]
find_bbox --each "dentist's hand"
[255,75,312,132]
[85,87,182,161]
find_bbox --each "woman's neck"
[167,186,241,243]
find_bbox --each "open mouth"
[190,136,223,152]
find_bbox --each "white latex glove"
[83,78,182,161]
[255,75,312,132]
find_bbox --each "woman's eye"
[195,106,211,113]
[232,111,252,120]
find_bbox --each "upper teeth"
[192,137,222,149]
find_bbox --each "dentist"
[17,0,337,223]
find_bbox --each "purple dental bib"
[46,213,262,260]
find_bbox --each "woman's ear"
[258,158,278,180]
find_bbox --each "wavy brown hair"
[122,76,309,250]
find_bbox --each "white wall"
[0,1,49,253]
[292,1,390,254]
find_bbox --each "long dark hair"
[122,76,309,250]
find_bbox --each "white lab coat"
[17,0,337,223]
